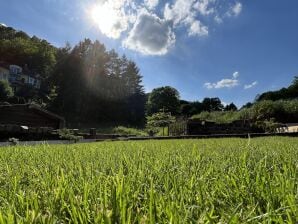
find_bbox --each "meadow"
[0,137,297,223]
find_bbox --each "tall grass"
[0,137,297,223]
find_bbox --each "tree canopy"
[146,86,180,115]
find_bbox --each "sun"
[91,2,121,38]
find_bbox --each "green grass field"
[0,137,297,223]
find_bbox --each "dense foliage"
[0,137,297,222]
[146,111,176,135]
[0,26,56,79]
[146,86,180,115]
[179,97,228,117]
[192,100,298,124]
[0,80,13,101]
[0,25,56,102]
[0,26,146,126]
[50,40,146,126]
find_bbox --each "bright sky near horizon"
[1,0,298,106]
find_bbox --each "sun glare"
[91,3,121,38]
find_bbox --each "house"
[0,103,65,129]
[276,123,298,133]
[0,62,42,91]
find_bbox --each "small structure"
[169,119,254,136]
[0,104,65,129]
[276,123,298,133]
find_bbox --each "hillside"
[257,76,298,101]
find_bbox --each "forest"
[1,25,298,129]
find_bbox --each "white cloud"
[204,79,239,89]
[90,0,243,55]
[163,0,209,37]
[144,0,159,10]
[204,71,240,89]
[123,11,175,55]
[164,0,195,25]
[0,23,7,27]
[214,15,223,24]
[233,71,239,79]
[244,81,258,89]
[188,20,208,36]
[227,2,242,17]
[232,2,242,16]
[193,0,215,16]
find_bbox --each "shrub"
[112,126,148,136]
[57,129,83,142]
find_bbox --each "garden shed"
[0,104,65,129]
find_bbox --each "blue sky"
[1,0,298,106]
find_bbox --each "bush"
[112,126,148,136]
[57,129,83,142]
[191,111,240,124]
[0,80,13,101]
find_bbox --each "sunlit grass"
[0,137,297,223]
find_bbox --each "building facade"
[0,62,41,92]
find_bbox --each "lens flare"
[91,2,127,39]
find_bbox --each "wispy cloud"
[244,81,258,89]
[204,71,240,89]
[226,2,242,17]
[204,79,239,89]
[164,0,210,37]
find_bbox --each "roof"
[0,103,65,122]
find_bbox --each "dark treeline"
[50,40,146,126]
[146,86,237,117]
[256,76,298,101]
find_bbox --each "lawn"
[0,137,297,223]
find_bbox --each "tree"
[51,39,146,126]
[122,60,146,125]
[224,103,238,111]
[146,111,176,136]
[180,101,203,117]
[241,102,253,109]
[0,80,13,101]
[201,97,224,112]
[146,86,180,115]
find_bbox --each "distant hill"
[257,76,298,101]
[0,24,57,79]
